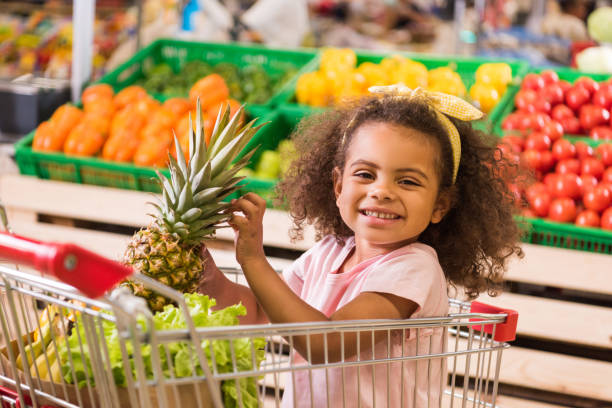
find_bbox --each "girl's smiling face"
[334,121,450,252]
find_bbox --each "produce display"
[19,295,264,407]
[501,71,612,140]
[0,10,134,79]
[499,134,612,230]
[239,139,297,180]
[295,47,513,114]
[136,60,297,105]
[123,100,260,312]
[31,76,245,168]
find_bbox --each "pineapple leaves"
[156,170,175,206]
[193,187,223,207]
[174,132,190,181]
[191,162,212,194]
[208,102,231,153]
[208,104,246,158]
[176,181,193,213]
[181,208,202,223]
[209,148,257,186]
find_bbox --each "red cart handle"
[469,301,518,342]
[0,231,132,298]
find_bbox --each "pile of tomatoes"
[502,70,612,140]
[499,132,612,230]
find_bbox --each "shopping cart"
[0,229,518,408]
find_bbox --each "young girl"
[198,85,523,407]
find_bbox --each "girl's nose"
[368,182,395,201]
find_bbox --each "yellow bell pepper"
[469,82,500,114]
[320,48,356,73]
[475,63,512,94]
[296,72,329,107]
[394,59,428,89]
[357,62,388,88]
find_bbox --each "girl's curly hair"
[276,95,524,299]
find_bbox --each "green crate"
[96,38,319,110]
[236,109,306,207]
[278,51,529,134]
[519,216,612,254]
[493,67,612,139]
[14,111,271,196]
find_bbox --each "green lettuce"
[58,294,265,408]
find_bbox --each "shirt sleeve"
[360,247,443,315]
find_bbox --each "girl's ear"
[431,190,453,224]
[332,167,343,200]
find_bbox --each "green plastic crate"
[278,51,529,134]
[493,67,612,140]
[14,110,271,195]
[96,38,319,110]
[518,216,612,254]
[235,109,306,207]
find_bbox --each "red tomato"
[502,113,523,130]
[590,126,612,140]
[551,139,576,161]
[501,134,525,151]
[559,116,581,134]
[540,70,559,84]
[529,192,552,217]
[541,120,564,141]
[596,143,612,166]
[600,182,612,196]
[581,157,605,179]
[574,76,600,96]
[539,150,555,172]
[565,86,591,112]
[525,182,549,202]
[522,149,544,171]
[601,207,612,230]
[556,158,581,174]
[525,132,552,151]
[522,208,536,218]
[534,99,552,114]
[544,173,559,190]
[522,73,545,91]
[548,198,577,222]
[583,185,611,212]
[592,86,612,110]
[579,105,610,130]
[539,84,565,105]
[551,173,582,199]
[574,141,594,159]
[515,89,538,112]
[530,113,551,131]
[575,210,600,227]
[602,167,612,184]
[551,104,575,121]
[579,174,598,194]
[558,80,572,93]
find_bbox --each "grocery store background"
[0,1,611,407]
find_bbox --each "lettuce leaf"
[57,294,265,408]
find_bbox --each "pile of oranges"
[32,74,242,167]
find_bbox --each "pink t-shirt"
[281,235,449,408]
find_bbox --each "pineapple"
[123,100,261,312]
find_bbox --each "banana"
[16,319,52,370]
[49,358,62,383]
[30,341,58,380]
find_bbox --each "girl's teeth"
[364,210,397,219]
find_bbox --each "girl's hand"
[228,193,266,266]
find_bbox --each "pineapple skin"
[124,227,204,312]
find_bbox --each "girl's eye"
[399,179,420,186]
[354,171,373,179]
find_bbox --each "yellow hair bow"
[368,84,484,184]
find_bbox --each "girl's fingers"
[241,192,267,209]
[230,196,264,220]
